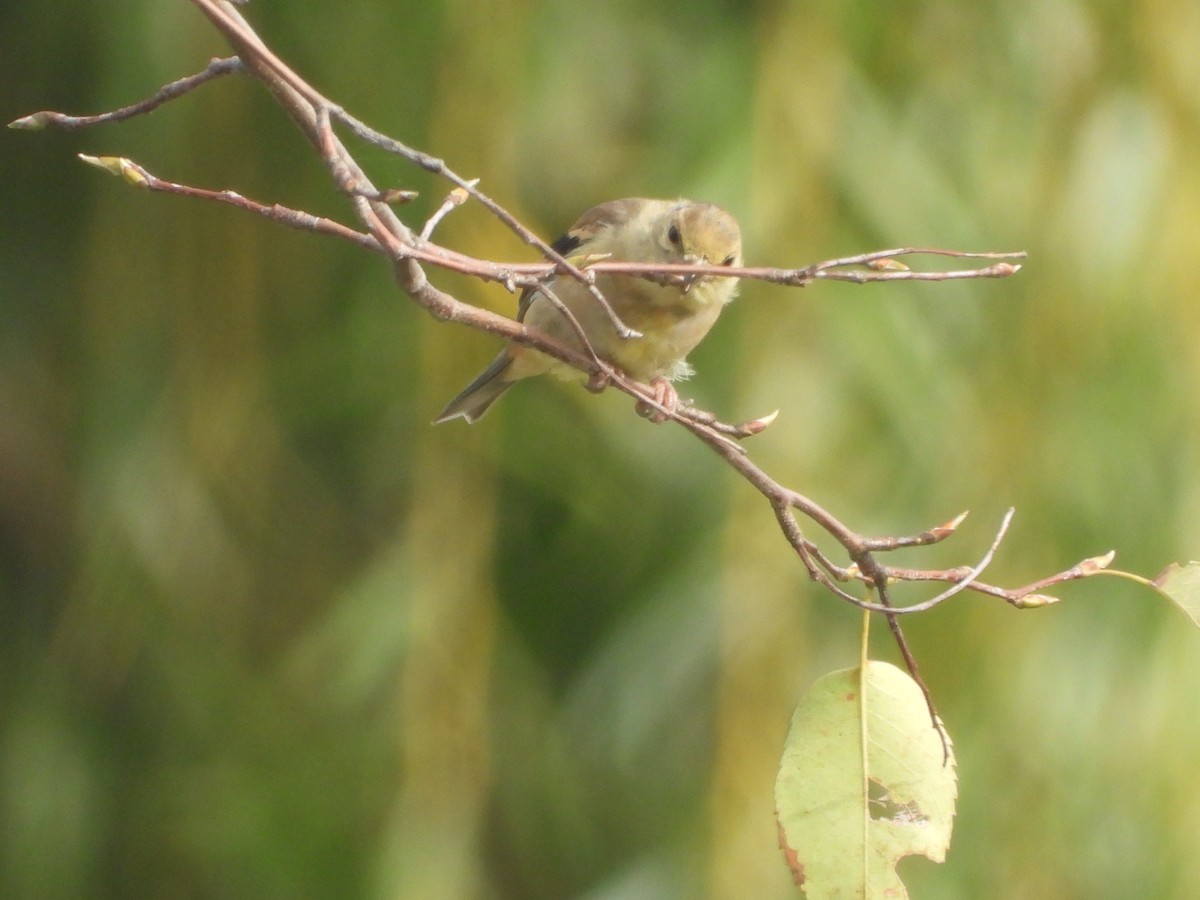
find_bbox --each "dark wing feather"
[550,229,583,257]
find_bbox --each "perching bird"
[433,198,742,424]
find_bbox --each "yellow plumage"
[435,198,742,423]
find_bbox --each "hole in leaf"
[868,778,929,826]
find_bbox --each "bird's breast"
[607,288,724,380]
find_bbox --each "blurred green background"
[3,1,1199,898]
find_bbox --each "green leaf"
[1152,561,1200,628]
[775,661,957,898]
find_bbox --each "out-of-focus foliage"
[2,1,1198,898]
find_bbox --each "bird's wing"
[517,199,649,321]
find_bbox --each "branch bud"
[1012,593,1060,608]
[78,154,150,188]
[8,111,52,130]
[930,510,970,540]
[742,409,780,435]
[1079,550,1116,574]
[867,257,910,271]
[378,188,419,204]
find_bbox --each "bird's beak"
[682,254,705,293]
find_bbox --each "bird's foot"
[635,377,680,423]
[585,370,611,394]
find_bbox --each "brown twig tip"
[742,409,780,435]
[931,510,970,539]
[991,262,1021,276]
[377,188,420,204]
[420,183,476,241]
[1080,550,1116,573]
[866,257,911,272]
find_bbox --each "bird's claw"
[635,377,679,423]
[585,371,611,394]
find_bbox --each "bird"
[433,197,742,424]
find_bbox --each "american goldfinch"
[434,197,742,424]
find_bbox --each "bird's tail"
[433,355,515,424]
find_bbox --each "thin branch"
[8,57,244,131]
[76,154,380,252]
[419,184,475,241]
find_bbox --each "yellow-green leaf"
[1152,561,1200,628]
[775,661,957,898]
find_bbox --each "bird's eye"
[722,254,736,266]
[667,224,682,246]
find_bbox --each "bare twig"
[8,56,244,131]
[77,154,380,252]
[419,184,475,242]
